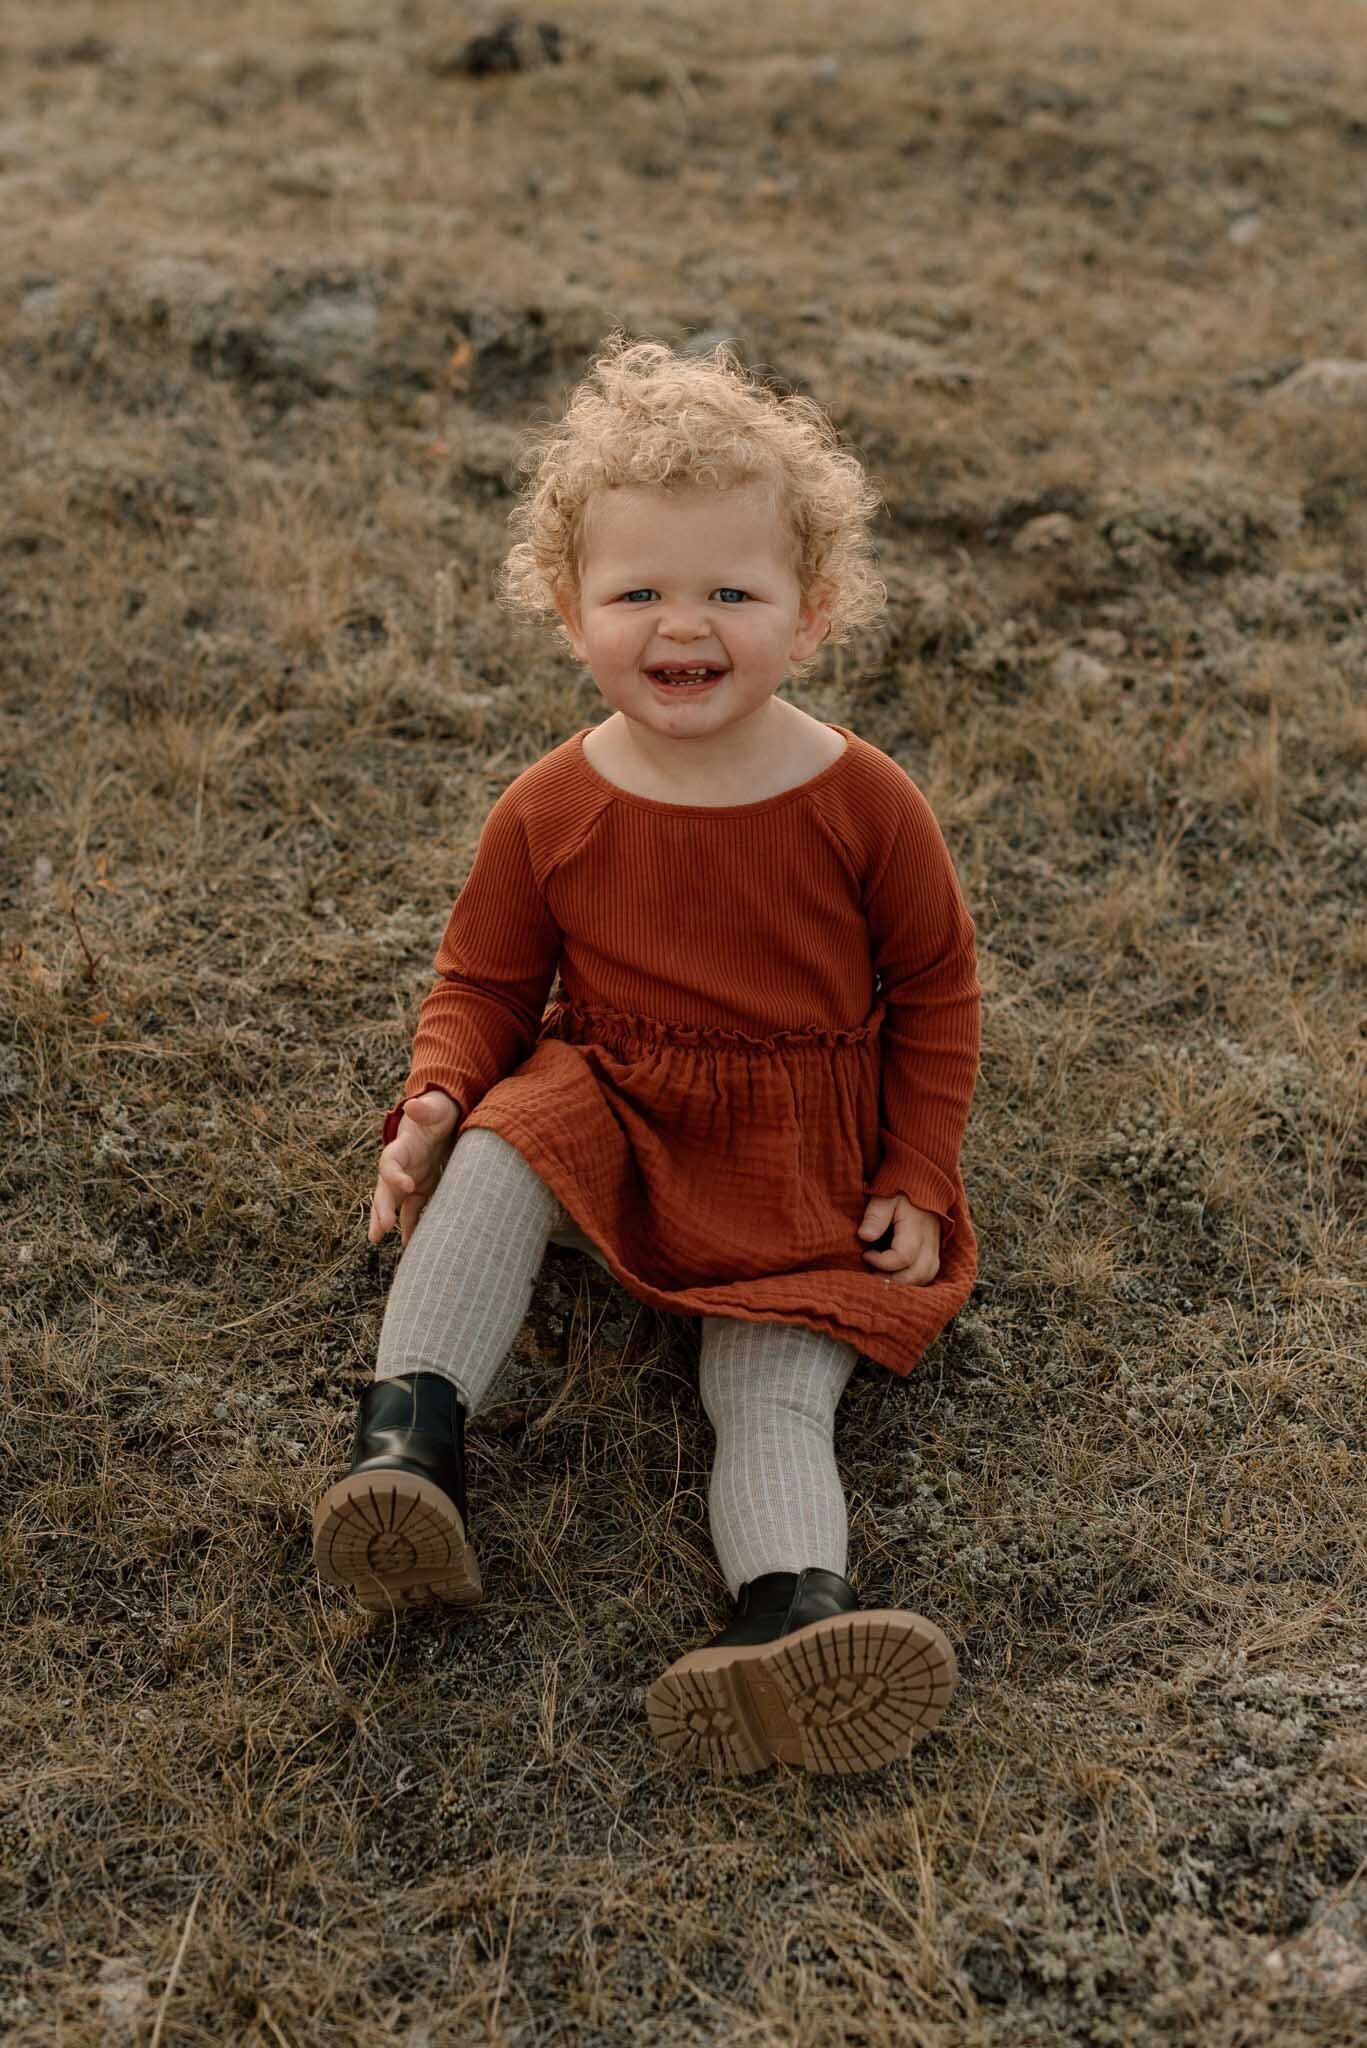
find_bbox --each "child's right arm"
[371,778,562,1246]
[400,782,562,1114]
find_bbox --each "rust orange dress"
[382,723,982,1378]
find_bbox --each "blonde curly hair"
[497,331,888,673]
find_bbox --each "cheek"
[595,616,648,659]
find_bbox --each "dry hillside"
[1,2,1364,2043]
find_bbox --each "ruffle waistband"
[542,995,886,1056]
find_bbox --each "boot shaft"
[350,1371,469,1529]
[710,1567,860,1647]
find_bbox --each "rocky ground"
[1,2,1364,2043]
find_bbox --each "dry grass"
[2,1,1365,2042]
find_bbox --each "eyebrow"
[586,564,774,590]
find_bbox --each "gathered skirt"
[457,995,977,1378]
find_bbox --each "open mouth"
[648,667,727,691]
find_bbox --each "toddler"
[312,333,982,1778]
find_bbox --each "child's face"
[554,481,831,744]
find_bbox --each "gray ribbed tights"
[374,1126,858,1599]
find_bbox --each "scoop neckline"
[573,723,855,817]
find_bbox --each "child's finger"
[891,1268,935,1287]
[863,1216,932,1267]
[380,1154,416,1198]
[876,1254,938,1286]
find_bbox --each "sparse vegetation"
[2,2,1363,2042]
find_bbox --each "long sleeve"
[863,775,981,1246]
[383,783,562,1141]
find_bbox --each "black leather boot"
[646,1565,957,1778]
[311,1372,482,1614]
[704,1568,859,1648]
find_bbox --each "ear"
[789,581,834,662]
[553,581,588,662]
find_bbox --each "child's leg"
[314,1128,595,1610]
[698,1319,859,1600]
[375,1125,569,1415]
[652,1325,955,1778]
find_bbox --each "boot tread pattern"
[645,1609,956,1777]
[312,1470,482,1614]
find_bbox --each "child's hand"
[369,1089,461,1248]
[857,1193,942,1286]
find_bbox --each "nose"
[659,615,710,642]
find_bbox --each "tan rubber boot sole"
[312,1469,482,1615]
[645,1608,957,1776]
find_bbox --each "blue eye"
[618,587,749,603]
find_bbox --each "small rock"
[1053,649,1111,690]
[97,1959,148,2030]
[1012,512,1075,554]
[32,855,53,888]
[1227,211,1262,246]
[267,292,377,371]
[811,57,842,84]
[1266,359,1367,408]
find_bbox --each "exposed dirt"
[2,2,1364,2043]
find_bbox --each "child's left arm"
[859,774,982,1286]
